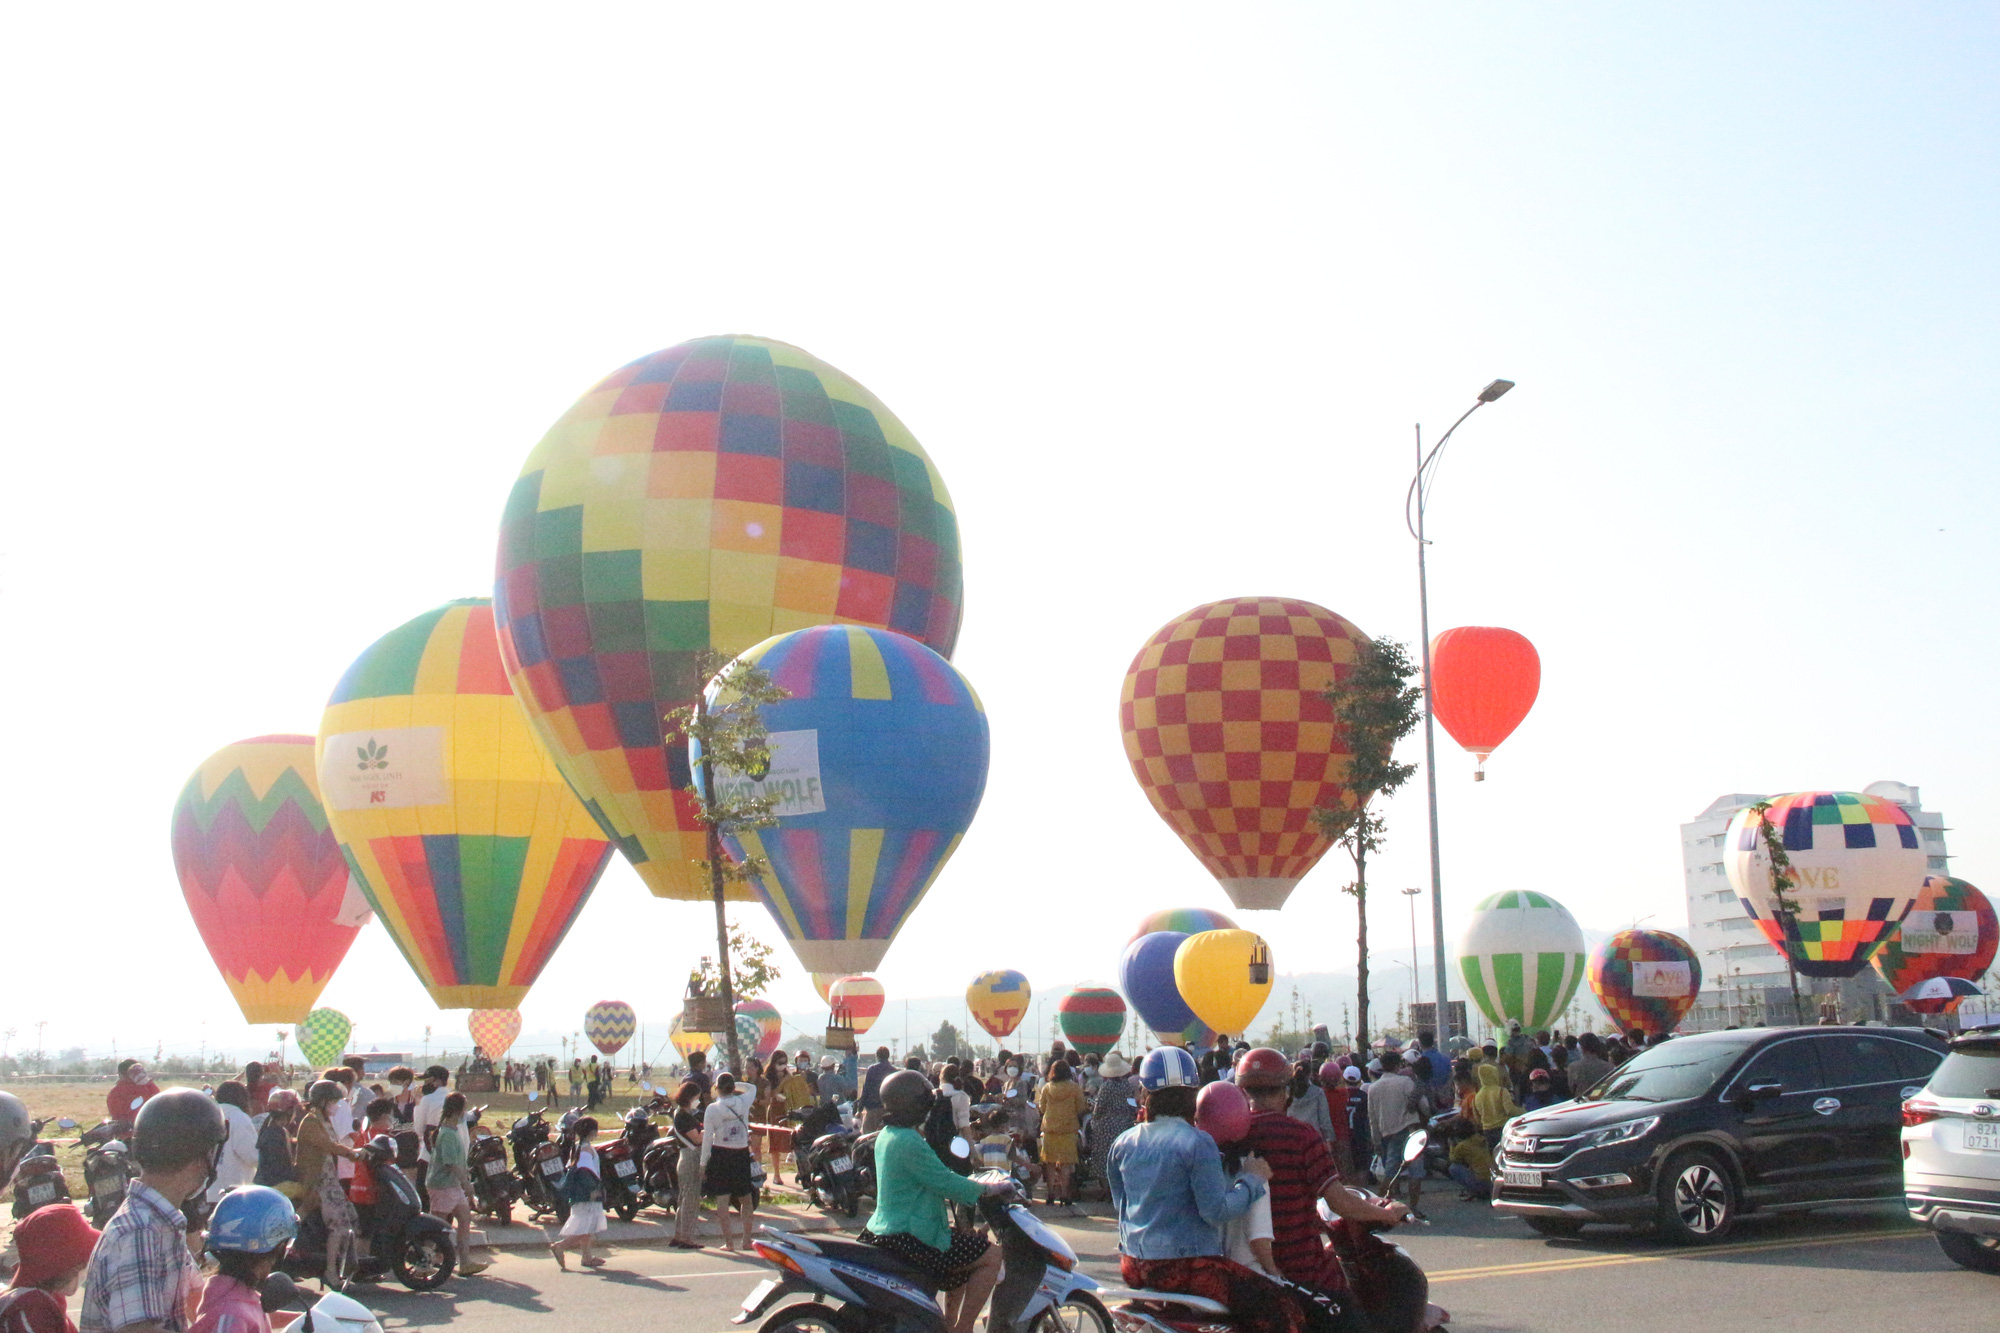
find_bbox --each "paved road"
[351,1195,1995,1333]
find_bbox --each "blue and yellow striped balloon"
[696,625,989,974]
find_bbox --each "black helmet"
[880,1070,936,1127]
[132,1088,226,1171]
[307,1080,345,1108]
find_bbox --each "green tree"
[666,649,790,1075]
[1312,637,1422,1054]
[1747,800,1806,1025]
[688,922,782,1002]
[929,1020,971,1061]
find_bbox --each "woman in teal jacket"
[861,1071,1010,1333]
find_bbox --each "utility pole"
[1402,887,1424,1009]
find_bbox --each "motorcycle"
[794,1103,868,1217]
[736,1155,1105,1333]
[463,1106,518,1227]
[79,1119,137,1226]
[598,1108,655,1222]
[1111,1132,1445,1333]
[639,1105,683,1216]
[508,1107,567,1222]
[260,1273,386,1333]
[281,1135,455,1291]
[10,1118,75,1220]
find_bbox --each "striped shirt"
[1239,1109,1341,1291]
[80,1181,199,1333]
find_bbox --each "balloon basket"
[682,996,731,1033]
[824,1024,857,1051]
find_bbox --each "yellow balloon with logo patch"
[1173,929,1274,1037]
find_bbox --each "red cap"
[13,1204,101,1287]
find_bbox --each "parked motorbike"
[79,1119,137,1226]
[260,1272,387,1333]
[794,1103,868,1217]
[464,1106,518,1227]
[639,1108,683,1216]
[508,1107,567,1222]
[736,1157,1103,1333]
[282,1135,455,1291]
[598,1108,654,1221]
[10,1118,75,1220]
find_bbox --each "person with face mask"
[105,1064,161,1128]
[79,1089,226,1333]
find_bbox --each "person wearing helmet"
[79,1088,226,1333]
[1234,1048,1406,1319]
[1,1202,101,1333]
[858,1071,1009,1333]
[0,1091,34,1189]
[295,1082,364,1287]
[189,1187,297,1333]
[251,1091,300,1198]
[105,1064,162,1129]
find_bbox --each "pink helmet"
[264,1089,301,1114]
[1194,1080,1252,1145]
[1318,1060,1343,1084]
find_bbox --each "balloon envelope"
[493,335,966,904]
[1724,791,1926,979]
[468,1009,523,1058]
[1458,891,1586,1029]
[585,1000,637,1056]
[735,998,784,1059]
[1119,932,1201,1043]
[1428,627,1540,777]
[1874,876,1998,1013]
[668,1014,713,1059]
[1174,930,1274,1037]
[967,970,1031,1040]
[1058,987,1127,1056]
[317,599,616,1009]
[297,1008,351,1069]
[1120,598,1366,910]
[812,973,841,1004]
[171,735,368,1023]
[1588,929,1702,1036]
[1129,908,1237,944]
[704,625,989,973]
[829,975,886,1037]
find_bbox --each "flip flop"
[549,1243,568,1271]
[582,1257,607,1268]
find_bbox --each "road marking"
[1428,1228,1924,1284]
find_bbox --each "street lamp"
[1406,378,1516,1049]
[1401,887,1423,1010]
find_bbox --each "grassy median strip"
[1427,1228,1925,1283]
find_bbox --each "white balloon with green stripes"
[1457,890,1587,1029]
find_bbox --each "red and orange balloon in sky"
[1428,627,1539,781]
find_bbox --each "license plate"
[739,1277,779,1316]
[542,1159,565,1176]
[829,1155,852,1174]
[27,1184,57,1206]
[483,1159,508,1176]
[616,1159,638,1177]
[1502,1168,1543,1189]
[1966,1122,2000,1152]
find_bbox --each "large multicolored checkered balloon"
[1588,929,1702,1037]
[968,970,1031,1040]
[297,1008,351,1069]
[735,998,783,1060]
[585,1000,637,1056]
[1058,986,1127,1056]
[468,1009,523,1058]
[171,736,370,1024]
[1120,598,1366,911]
[1724,791,1926,979]
[494,335,965,905]
[699,624,988,974]
[1873,877,1997,1013]
[1128,907,1237,944]
[317,599,616,1009]
[1458,891,1586,1030]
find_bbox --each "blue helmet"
[206,1185,298,1255]
[1139,1046,1200,1091]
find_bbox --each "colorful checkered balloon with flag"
[1588,929,1702,1036]
[468,1009,523,1058]
[1873,876,1997,1013]
[1457,891,1586,1030]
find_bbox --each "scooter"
[10,1118,75,1219]
[794,1103,867,1216]
[639,1106,683,1215]
[599,1130,646,1222]
[735,1153,1103,1333]
[464,1107,518,1227]
[281,1136,455,1291]
[79,1119,137,1226]
[260,1273,386,1333]
[509,1107,566,1221]
[1110,1132,1446,1333]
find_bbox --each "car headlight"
[1579,1116,1659,1149]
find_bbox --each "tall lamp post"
[1406,378,1515,1048]
[1401,886,1424,1010]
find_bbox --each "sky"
[3,5,1996,1066]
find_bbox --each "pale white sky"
[4,6,1995,1064]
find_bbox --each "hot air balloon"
[1120,598,1367,910]
[1128,907,1237,944]
[1174,930,1275,1037]
[812,973,841,1004]
[316,599,616,1010]
[468,1009,523,1058]
[585,1000,637,1056]
[968,970,1031,1041]
[170,736,369,1023]
[1458,891,1586,1029]
[699,625,989,973]
[735,998,784,1060]
[1058,987,1127,1056]
[669,1014,713,1060]
[1724,791,1927,979]
[1588,930,1702,1037]
[1119,932,1205,1046]
[829,975,886,1038]
[1873,876,1998,1013]
[1428,627,1540,781]
[296,1008,351,1069]
[493,335,966,905]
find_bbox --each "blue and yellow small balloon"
[693,625,989,975]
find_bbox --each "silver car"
[1902,1029,2000,1273]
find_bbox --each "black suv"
[1490,1025,1946,1243]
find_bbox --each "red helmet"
[1194,1081,1252,1145]
[1233,1047,1290,1091]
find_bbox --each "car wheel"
[1936,1230,2000,1274]
[1655,1151,1736,1244]
[1524,1217,1585,1238]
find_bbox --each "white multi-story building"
[1681,781,1949,1027]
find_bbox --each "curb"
[471,1206,848,1250]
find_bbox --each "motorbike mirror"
[1402,1130,1428,1164]
[130,1098,144,1112]
[950,1136,971,1159]
[527,1090,539,1102]
[1004,1088,1018,1098]
[57,1118,76,1130]
[258,1272,305,1313]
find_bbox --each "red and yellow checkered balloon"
[1119,598,1364,910]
